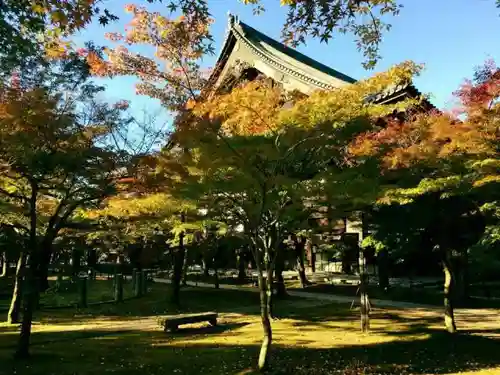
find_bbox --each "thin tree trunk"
[359,248,370,333]
[443,254,457,333]
[202,258,209,278]
[170,214,185,305]
[257,266,272,371]
[237,252,246,283]
[274,245,287,298]
[1,252,7,277]
[15,184,39,359]
[294,238,309,287]
[214,267,219,289]
[15,270,37,359]
[8,252,26,324]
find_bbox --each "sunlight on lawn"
[1,287,500,375]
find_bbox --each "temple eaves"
[208,14,435,111]
[208,13,356,95]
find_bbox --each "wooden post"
[135,271,143,297]
[79,277,87,308]
[114,274,123,302]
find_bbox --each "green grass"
[1,283,500,375]
[0,277,135,311]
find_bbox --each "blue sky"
[73,0,500,126]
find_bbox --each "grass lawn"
[0,277,135,311]
[1,283,500,375]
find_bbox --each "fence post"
[114,274,123,302]
[135,271,143,297]
[79,277,87,308]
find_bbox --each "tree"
[351,60,500,333]
[0,0,120,72]
[2,0,405,72]
[83,3,422,367]
[0,58,132,357]
[166,61,422,369]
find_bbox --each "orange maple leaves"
[350,60,499,171]
[83,4,211,112]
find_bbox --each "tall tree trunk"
[202,258,210,278]
[15,270,37,359]
[294,237,309,287]
[1,252,8,277]
[257,265,273,371]
[214,267,219,289]
[170,215,185,305]
[15,184,39,359]
[377,249,390,292]
[443,253,457,333]
[7,252,26,324]
[237,252,246,283]
[359,248,370,333]
[274,245,287,298]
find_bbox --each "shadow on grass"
[0,322,250,350]
[1,328,499,375]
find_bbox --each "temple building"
[208,14,435,110]
[207,14,434,272]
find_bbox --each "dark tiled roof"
[210,15,435,110]
[237,21,357,84]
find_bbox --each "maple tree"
[1,0,430,72]
[162,60,422,368]
[0,0,119,72]
[0,53,134,357]
[83,2,424,367]
[351,60,500,333]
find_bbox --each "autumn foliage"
[350,61,499,177]
[84,5,212,112]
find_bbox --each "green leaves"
[0,58,133,245]
[281,0,402,69]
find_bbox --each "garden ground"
[0,283,499,375]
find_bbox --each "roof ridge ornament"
[227,12,239,27]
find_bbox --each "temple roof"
[208,14,356,92]
[208,14,435,110]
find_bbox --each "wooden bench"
[160,312,218,332]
